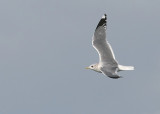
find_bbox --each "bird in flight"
[86,14,134,79]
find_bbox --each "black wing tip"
[96,14,107,30]
[109,75,122,79]
[102,14,107,19]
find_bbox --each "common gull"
[86,14,134,79]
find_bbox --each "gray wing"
[92,14,120,79]
[101,65,121,79]
[92,14,118,66]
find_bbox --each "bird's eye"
[91,66,93,67]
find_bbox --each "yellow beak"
[85,67,90,69]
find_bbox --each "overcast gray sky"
[0,0,160,114]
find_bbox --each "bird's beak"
[85,67,90,69]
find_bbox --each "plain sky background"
[0,0,160,114]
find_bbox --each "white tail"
[118,65,134,71]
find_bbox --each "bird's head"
[85,64,101,72]
[85,64,97,70]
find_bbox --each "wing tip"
[102,14,107,19]
[96,14,107,30]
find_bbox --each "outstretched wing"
[100,65,121,79]
[92,14,118,66]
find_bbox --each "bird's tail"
[118,65,134,71]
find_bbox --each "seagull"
[85,14,134,79]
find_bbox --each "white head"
[85,63,101,73]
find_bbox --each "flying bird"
[86,14,134,79]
